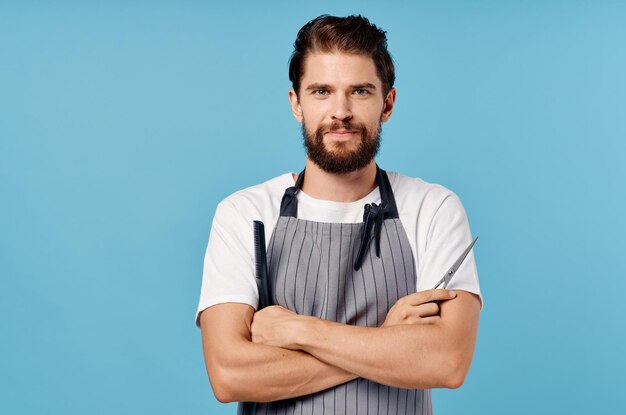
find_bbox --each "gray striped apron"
[239,165,433,415]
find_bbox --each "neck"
[292,159,378,202]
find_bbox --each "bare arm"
[252,289,481,389]
[199,302,357,403]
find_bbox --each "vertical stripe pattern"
[240,216,433,415]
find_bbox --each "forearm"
[210,337,357,403]
[282,292,480,390]
[293,318,455,389]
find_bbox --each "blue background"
[1,1,624,414]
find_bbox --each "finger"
[403,314,441,324]
[415,302,440,317]
[405,289,448,305]
[406,289,457,305]
[416,316,441,324]
[386,303,439,323]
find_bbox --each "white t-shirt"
[195,170,483,326]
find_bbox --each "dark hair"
[288,14,395,97]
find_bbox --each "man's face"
[289,52,396,174]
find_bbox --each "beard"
[302,119,382,174]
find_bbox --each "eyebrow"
[351,83,377,90]
[305,83,332,91]
[304,82,377,91]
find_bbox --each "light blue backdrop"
[1,1,624,414]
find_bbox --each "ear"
[381,87,396,123]
[288,88,303,123]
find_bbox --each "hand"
[382,289,457,327]
[251,305,304,350]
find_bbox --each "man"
[196,14,483,415]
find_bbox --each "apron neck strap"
[279,169,305,217]
[376,165,399,219]
[279,164,399,219]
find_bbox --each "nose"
[331,95,352,121]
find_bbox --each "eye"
[354,89,369,95]
[313,89,329,96]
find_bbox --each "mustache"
[319,121,367,134]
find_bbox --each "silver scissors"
[432,236,479,289]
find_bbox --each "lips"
[321,122,364,140]
[326,130,357,136]
[325,130,357,142]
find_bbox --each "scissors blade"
[433,236,479,289]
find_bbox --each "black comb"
[253,220,271,309]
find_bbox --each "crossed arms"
[199,288,480,403]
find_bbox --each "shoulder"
[386,170,462,215]
[213,172,293,228]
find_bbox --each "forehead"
[301,52,382,89]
